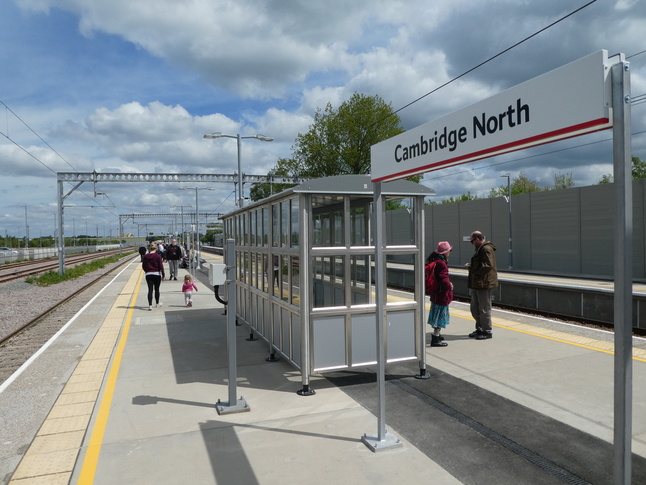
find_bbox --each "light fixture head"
[203,132,223,139]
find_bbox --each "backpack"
[424,260,439,295]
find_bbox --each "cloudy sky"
[1,0,645,241]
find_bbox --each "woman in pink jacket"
[426,241,454,347]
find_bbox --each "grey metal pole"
[362,181,401,452]
[507,176,513,269]
[612,57,632,485]
[195,188,201,269]
[237,134,243,208]
[216,238,249,414]
[57,180,65,274]
[119,216,123,255]
[415,195,430,379]
[23,206,28,249]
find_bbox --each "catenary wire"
[426,129,646,183]
[373,0,599,126]
[0,99,79,172]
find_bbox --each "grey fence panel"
[425,202,461,261]
[490,197,510,270]
[457,198,494,267]
[511,193,531,271]
[530,189,581,274]
[423,180,646,281]
[580,184,614,277]
[633,179,645,279]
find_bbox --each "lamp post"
[203,132,274,208]
[171,205,192,247]
[180,188,213,269]
[500,174,513,270]
[21,205,29,249]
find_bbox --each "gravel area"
[0,257,134,341]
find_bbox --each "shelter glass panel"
[272,204,280,246]
[262,208,269,246]
[334,210,343,246]
[250,210,257,246]
[260,253,268,292]
[386,197,415,246]
[291,198,299,248]
[313,256,346,308]
[280,255,289,301]
[242,251,250,285]
[350,255,372,305]
[350,197,371,246]
[251,252,257,288]
[290,256,300,305]
[312,195,345,247]
[281,201,290,247]
[386,253,415,302]
[272,253,280,297]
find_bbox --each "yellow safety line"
[447,307,646,363]
[76,269,143,484]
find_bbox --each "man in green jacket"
[466,231,498,340]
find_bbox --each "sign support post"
[369,51,634,470]
[216,238,250,415]
[361,181,402,452]
[612,57,632,485]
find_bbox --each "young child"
[182,274,198,307]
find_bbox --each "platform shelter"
[221,174,433,394]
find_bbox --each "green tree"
[633,156,646,179]
[249,163,296,201]
[489,172,544,198]
[439,192,479,204]
[597,156,645,183]
[250,93,414,201]
[553,171,574,190]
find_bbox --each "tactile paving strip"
[9,267,142,484]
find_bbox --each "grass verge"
[26,251,135,286]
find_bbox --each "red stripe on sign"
[372,118,611,183]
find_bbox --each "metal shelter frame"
[56,171,305,274]
[220,174,433,398]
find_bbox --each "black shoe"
[431,335,448,347]
[468,330,482,338]
[476,332,492,340]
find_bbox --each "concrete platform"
[1,254,645,484]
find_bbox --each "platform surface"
[1,255,645,485]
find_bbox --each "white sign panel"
[371,50,616,182]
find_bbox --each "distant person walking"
[165,239,183,281]
[466,231,498,340]
[142,243,165,310]
[138,245,147,262]
[425,241,454,347]
[182,274,198,307]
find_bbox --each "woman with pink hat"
[425,240,454,347]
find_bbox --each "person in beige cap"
[425,241,454,347]
[466,231,498,339]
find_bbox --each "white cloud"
[2,0,646,236]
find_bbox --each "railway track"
[0,249,125,284]
[0,254,135,386]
